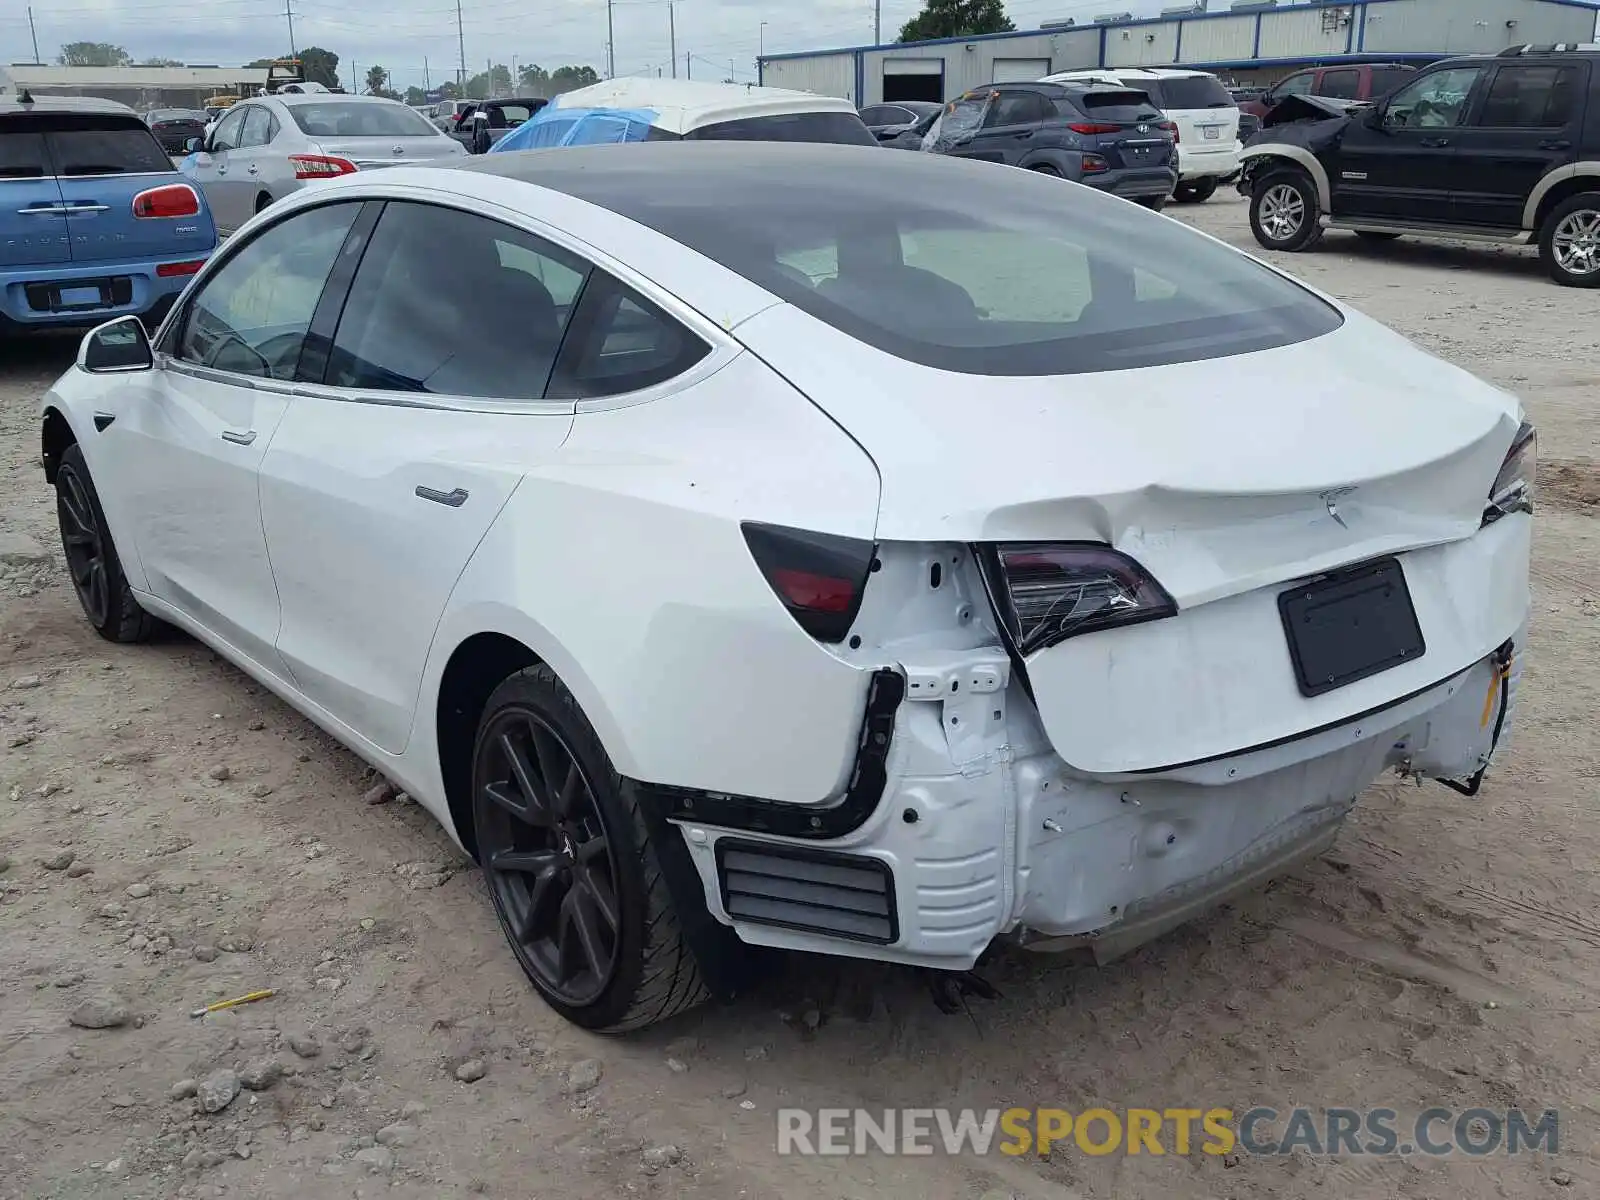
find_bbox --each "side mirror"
[874,127,897,141]
[1364,104,1386,129]
[184,136,203,153]
[78,316,153,374]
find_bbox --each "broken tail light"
[1160,120,1179,142]
[982,543,1176,655]
[289,154,357,179]
[1082,154,1109,174]
[741,522,876,644]
[1483,420,1536,525]
[132,183,200,219]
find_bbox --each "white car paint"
[41,147,1531,1010]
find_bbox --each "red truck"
[1238,62,1417,120]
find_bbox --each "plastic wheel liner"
[918,92,996,155]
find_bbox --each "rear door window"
[548,273,711,401]
[0,129,49,178]
[1475,64,1583,128]
[1154,75,1232,109]
[1319,69,1361,100]
[686,111,876,145]
[326,201,590,400]
[1369,66,1417,99]
[986,91,1051,127]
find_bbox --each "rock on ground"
[68,995,129,1029]
[196,1069,239,1114]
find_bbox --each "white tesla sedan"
[40,143,1533,1031]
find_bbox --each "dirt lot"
[2,193,1598,1200]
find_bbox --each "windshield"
[289,102,439,138]
[150,109,205,123]
[686,111,875,146]
[534,145,1342,376]
[1154,75,1235,109]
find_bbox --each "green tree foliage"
[512,63,601,97]
[138,57,185,68]
[404,86,427,105]
[244,46,340,90]
[58,42,131,67]
[364,64,389,95]
[898,0,1013,43]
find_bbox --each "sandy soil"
[2,194,1598,1200]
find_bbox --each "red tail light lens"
[132,183,200,219]
[1068,122,1123,135]
[1081,154,1109,174]
[983,543,1176,655]
[1160,120,1179,141]
[289,154,358,179]
[741,522,876,644]
[156,259,206,278]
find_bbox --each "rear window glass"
[1156,75,1234,109]
[547,148,1341,376]
[1076,91,1162,120]
[0,130,48,178]
[686,112,876,146]
[53,128,171,175]
[289,102,439,138]
[1369,66,1417,98]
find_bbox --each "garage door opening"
[990,58,1051,83]
[883,58,944,103]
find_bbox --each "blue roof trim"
[759,0,1600,63]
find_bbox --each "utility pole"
[669,3,676,78]
[685,51,691,79]
[351,61,358,92]
[424,57,430,90]
[874,0,881,45]
[456,0,467,90]
[26,6,40,64]
[606,0,615,77]
[730,57,736,83]
[285,0,296,56]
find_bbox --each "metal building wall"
[1104,20,1182,67]
[1175,13,1259,63]
[1362,0,1597,54]
[1257,5,1358,59]
[759,53,858,103]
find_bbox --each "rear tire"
[470,665,708,1032]
[1137,195,1167,212]
[1538,191,1600,288]
[255,192,272,214]
[1249,168,1324,252]
[54,444,159,644]
[1173,178,1218,204]
[1028,164,1061,177]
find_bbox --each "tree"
[548,65,599,94]
[58,42,131,67]
[898,0,1012,43]
[365,64,389,95]
[138,57,185,68]
[517,63,550,94]
[404,86,427,105]
[299,46,340,89]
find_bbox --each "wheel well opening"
[436,632,539,863]
[42,408,76,484]
[1534,178,1600,231]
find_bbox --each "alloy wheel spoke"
[87,559,108,617]
[483,779,534,823]
[514,863,563,942]
[554,759,583,820]
[576,867,619,935]
[524,721,568,800]
[564,886,607,981]
[574,833,608,864]
[490,847,563,875]
[498,730,552,824]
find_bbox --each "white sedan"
[41,143,1532,1031]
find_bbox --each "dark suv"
[1238,44,1600,286]
[921,82,1177,209]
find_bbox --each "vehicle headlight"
[1483,420,1536,525]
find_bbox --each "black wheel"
[1355,230,1402,242]
[1538,191,1600,288]
[1249,169,1324,252]
[1137,195,1167,212]
[55,443,158,643]
[471,665,708,1031]
[1029,164,1061,177]
[1173,178,1218,204]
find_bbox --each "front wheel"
[1249,170,1324,252]
[1539,192,1600,288]
[1173,178,1218,204]
[471,665,708,1031]
[54,443,159,643]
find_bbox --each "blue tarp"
[489,101,663,153]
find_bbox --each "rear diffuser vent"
[716,839,898,944]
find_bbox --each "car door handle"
[415,485,468,508]
[59,203,110,214]
[1014,129,1033,139]
[1538,139,1571,151]
[220,429,257,446]
[1418,137,1451,148]
[16,204,64,215]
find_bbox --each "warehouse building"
[0,65,269,111]
[758,0,1600,105]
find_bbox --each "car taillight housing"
[981,543,1176,655]
[289,154,357,179]
[132,183,200,218]
[1068,122,1122,135]
[1483,421,1536,525]
[741,521,876,644]
[1160,120,1178,141]
[156,259,206,277]
[1082,153,1109,174]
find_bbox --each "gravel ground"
[1,192,1598,1200]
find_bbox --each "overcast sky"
[2,0,1162,93]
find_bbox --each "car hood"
[1263,94,1371,126]
[733,302,1522,610]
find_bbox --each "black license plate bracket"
[1278,557,1425,698]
